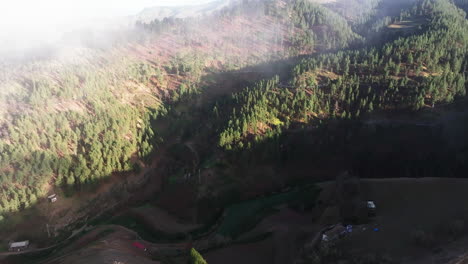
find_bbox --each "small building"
[321,224,347,242]
[367,201,376,216]
[48,194,57,203]
[9,241,29,252]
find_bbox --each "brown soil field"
[332,178,468,262]
[42,225,160,264]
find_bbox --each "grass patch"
[218,185,319,238]
[269,116,284,126]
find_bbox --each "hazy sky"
[0,0,218,48]
[1,0,218,24]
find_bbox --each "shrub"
[190,248,207,264]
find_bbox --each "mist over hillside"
[135,0,233,22]
[0,0,467,263]
[135,0,340,22]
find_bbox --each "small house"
[321,224,347,242]
[9,240,29,252]
[367,201,376,216]
[48,194,57,203]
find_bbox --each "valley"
[0,0,467,263]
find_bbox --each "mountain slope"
[0,0,467,263]
[0,0,360,237]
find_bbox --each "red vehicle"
[132,242,147,251]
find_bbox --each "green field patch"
[217,185,319,238]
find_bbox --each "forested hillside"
[0,0,467,236]
[137,0,360,59]
[1,0,468,263]
[0,58,164,213]
[0,0,366,216]
[217,0,468,149]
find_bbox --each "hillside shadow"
[223,103,468,183]
[1,56,468,262]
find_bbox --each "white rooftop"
[10,241,29,248]
[367,201,376,209]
